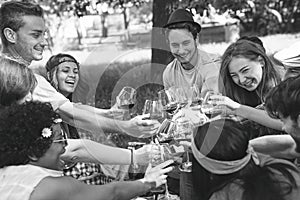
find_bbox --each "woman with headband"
[191,119,300,200]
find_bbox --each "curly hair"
[218,39,281,107]
[0,1,44,47]
[192,119,297,200]
[0,56,36,107]
[0,101,60,168]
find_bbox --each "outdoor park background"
[3,0,298,147]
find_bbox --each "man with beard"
[163,9,221,93]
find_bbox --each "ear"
[257,56,265,68]
[3,27,17,44]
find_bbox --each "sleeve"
[201,58,221,93]
[33,74,70,111]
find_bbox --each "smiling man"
[0,1,159,138]
[163,9,221,93]
[249,75,300,159]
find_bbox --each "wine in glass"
[158,89,178,115]
[201,90,223,118]
[174,119,194,173]
[117,86,136,109]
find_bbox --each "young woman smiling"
[210,37,284,132]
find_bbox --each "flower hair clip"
[41,128,52,138]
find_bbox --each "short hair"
[265,75,300,121]
[219,39,281,107]
[0,56,36,107]
[192,119,297,200]
[0,101,60,168]
[165,22,199,40]
[0,1,44,46]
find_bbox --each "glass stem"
[186,151,190,163]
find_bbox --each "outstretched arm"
[33,74,159,138]
[30,160,174,200]
[210,94,283,130]
[250,135,300,159]
[62,139,155,165]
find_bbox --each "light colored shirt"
[0,165,62,200]
[163,49,221,93]
[33,74,69,111]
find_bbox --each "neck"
[2,46,31,67]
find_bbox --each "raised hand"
[124,114,161,138]
[141,160,174,188]
[134,143,160,164]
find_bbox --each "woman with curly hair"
[210,37,285,133]
[0,56,159,175]
[191,119,300,200]
[0,101,173,200]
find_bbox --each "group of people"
[1,1,300,200]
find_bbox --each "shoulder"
[30,175,83,200]
[164,59,177,74]
[198,49,221,65]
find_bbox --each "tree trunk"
[101,12,108,37]
[151,0,174,84]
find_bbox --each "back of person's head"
[0,101,60,168]
[219,39,281,106]
[265,75,300,122]
[192,119,297,200]
[0,56,36,107]
[164,9,201,40]
[45,53,79,91]
[0,1,44,46]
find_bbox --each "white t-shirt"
[163,49,221,93]
[33,74,70,111]
[0,165,62,200]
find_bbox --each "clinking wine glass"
[149,143,173,200]
[201,90,222,118]
[190,84,203,108]
[117,86,136,109]
[174,119,194,173]
[158,89,178,116]
[143,99,165,142]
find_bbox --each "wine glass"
[158,89,178,116]
[176,87,191,108]
[143,100,165,143]
[190,84,203,108]
[117,86,136,109]
[115,86,136,120]
[201,90,222,118]
[174,119,194,173]
[149,143,174,200]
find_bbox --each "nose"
[238,74,247,84]
[177,45,185,55]
[40,35,48,47]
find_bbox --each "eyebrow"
[230,66,248,75]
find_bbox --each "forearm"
[58,102,127,133]
[250,135,300,159]
[110,179,152,200]
[63,139,134,165]
[235,105,283,130]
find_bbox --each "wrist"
[138,178,154,191]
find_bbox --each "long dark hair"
[192,119,298,200]
[219,39,281,107]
